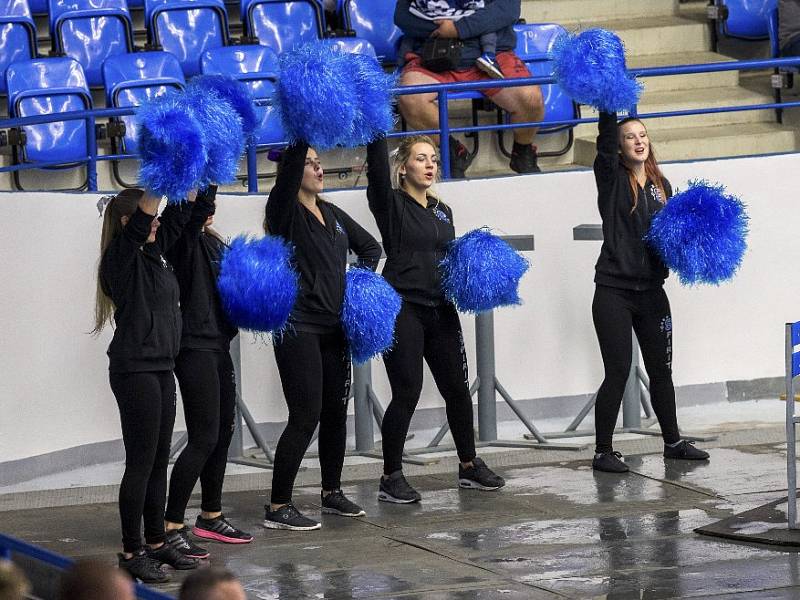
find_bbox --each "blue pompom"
[188,75,261,139]
[440,228,530,313]
[136,92,207,202]
[183,86,245,186]
[552,28,642,113]
[346,52,397,145]
[645,180,749,286]
[217,235,299,333]
[342,268,401,364]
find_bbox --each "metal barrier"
[0,533,172,600]
[3,56,800,192]
[785,321,800,528]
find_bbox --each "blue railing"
[0,532,173,599]
[2,56,800,192]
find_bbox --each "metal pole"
[228,334,245,460]
[438,90,451,179]
[786,323,797,529]
[246,140,258,193]
[353,361,374,452]
[87,115,98,192]
[622,330,642,429]
[475,311,498,441]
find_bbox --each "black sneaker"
[263,503,321,531]
[378,470,422,504]
[165,527,209,559]
[448,136,474,179]
[509,143,541,174]
[193,514,254,544]
[592,451,629,473]
[321,490,366,517]
[118,550,169,584]
[458,457,505,490]
[664,440,710,461]
[147,543,199,570]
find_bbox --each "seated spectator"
[779,0,800,56]
[0,560,31,600]
[394,0,544,177]
[179,567,246,600]
[58,560,135,600]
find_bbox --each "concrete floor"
[5,437,800,599]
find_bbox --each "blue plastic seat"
[6,57,92,168]
[341,0,401,65]
[49,0,134,87]
[242,0,324,54]
[200,44,284,145]
[0,0,36,94]
[322,36,376,57]
[145,0,229,77]
[27,0,45,13]
[714,0,777,40]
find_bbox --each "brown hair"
[178,567,239,600]
[92,188,144,334]
[0,560,30,600]
[391,135,441,199]
[618,117,667,212]
[59,559,133,600]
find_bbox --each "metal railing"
[2,56,800,192]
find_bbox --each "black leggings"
[381,302,476,475]
[592,285,680,453]
[165,349,236,524]
[110,370,176,553]
[270,329,351,505]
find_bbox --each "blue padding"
[200,44,284,145]
[146,0,228,77]
[793,351,800,378]
[323,36,376,57]
[243,0,323,54]
[103,51,185,153]
[719,0,777,40]
[6,58,91,164]
[792,321,800,347]
[0,0,36,93]
[342,0,401,64]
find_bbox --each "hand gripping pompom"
[188,74,261,140]
[440,228,530,313]
[645,180,749,285]
[136,92,207,203]
[217,235,299,333]
[551,28,642,113]
[342,268,402,364]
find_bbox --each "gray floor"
[6,439,800,599]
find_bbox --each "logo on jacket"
[335,220,345,235]
[431,207,450,223]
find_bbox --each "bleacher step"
[627,52,741,93]
[521,0,674,24]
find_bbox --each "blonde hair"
[92,188,144,334]
[391,135,441,200]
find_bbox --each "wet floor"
[6,442,800,599]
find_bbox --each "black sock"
[513,141,533,152]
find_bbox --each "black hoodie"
[101,202,192,373]
[594,111,672,291]
[366,137,454,306]
[264,142,382,331]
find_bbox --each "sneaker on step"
[476,53,505,79]
[664,440,709,461]
[378,470,422,504]
[592,451,629,473]
[448,136,474,179]
[458,457,505,490]
[509,143,541,174]
[321,490,366,517]
[147,543,199,570]
[165,527,209,559]
[193,514,253,544]
[118,550,169,584]
[263,503,321,531]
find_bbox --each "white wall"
[1,152,798,463]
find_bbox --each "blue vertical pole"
[438,90,450,179]
[87,115,98,191]
[246,140,258,193]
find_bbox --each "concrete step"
[521,0,674,24]
[572,122,798,165]
[627,51,740,93]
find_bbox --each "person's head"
[617,117,666,210]
[179,567,245,600]
[391,135,439,195]
[0,560,31,600]
[58,560,134,600]
[300,147,324,198]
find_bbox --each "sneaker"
[165,527,209,559]
[118,550,169,584]
[263,503,321,531]
[448,136,474,179]
[664,440,710,461]
[458,457,505,490]
[509,143,541,174]
[321,490,366,517]
[193,514,254,544]
[378,470,422,504]
[147,543,199,570]
[476,53,505,79]
[592,451,629,473]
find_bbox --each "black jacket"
[166,187,238,352]
[594,111,672,291]
[366,138,454,306]
[101,203,191,373]
[265,142,382,331]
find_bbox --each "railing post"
[87,114,98,192]
[246,139,258,194]
[475,310,498,441]
[438,90,451,179]
[353,361,374,452]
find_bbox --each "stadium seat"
[340,0,401,65]
[0,0,37,94]
[242,0,324,54]
[145,0,229,77]
[5,58,92,188]
[322,36,376,57]
[49,0,134,87]
[200,44,285,145]
[712,0,777,41]
[27,0,45,14]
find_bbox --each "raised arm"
[265,142,308,236]
[394,0,437,37]
[166,185,216,268]
[366,138,395,228]
[453,0,520,40]
[155,190,196,254]
[593,111,619,189]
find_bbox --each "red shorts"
[401,50,532,98]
